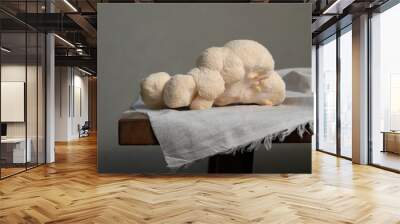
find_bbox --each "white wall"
[1,63,46,164]
[1,65,28,140]
[55,67,89,141]
[1,65,40,138]
[71,73,89,138]
[1,65,26,132]
[55,67,70,141]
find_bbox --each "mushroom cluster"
[140,40,286,110]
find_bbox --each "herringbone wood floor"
[1,135,400,224]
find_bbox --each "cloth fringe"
[224,121,313,155]
[172,121,313,170]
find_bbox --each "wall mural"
[98,3,312,173]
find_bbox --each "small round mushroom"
[140,72,171,108]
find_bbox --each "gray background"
[98,3,311,172]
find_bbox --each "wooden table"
[118,112,312,145]
[382,131,400,154]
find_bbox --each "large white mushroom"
[139,40,286,110]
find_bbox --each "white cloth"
[131,68,313,168]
